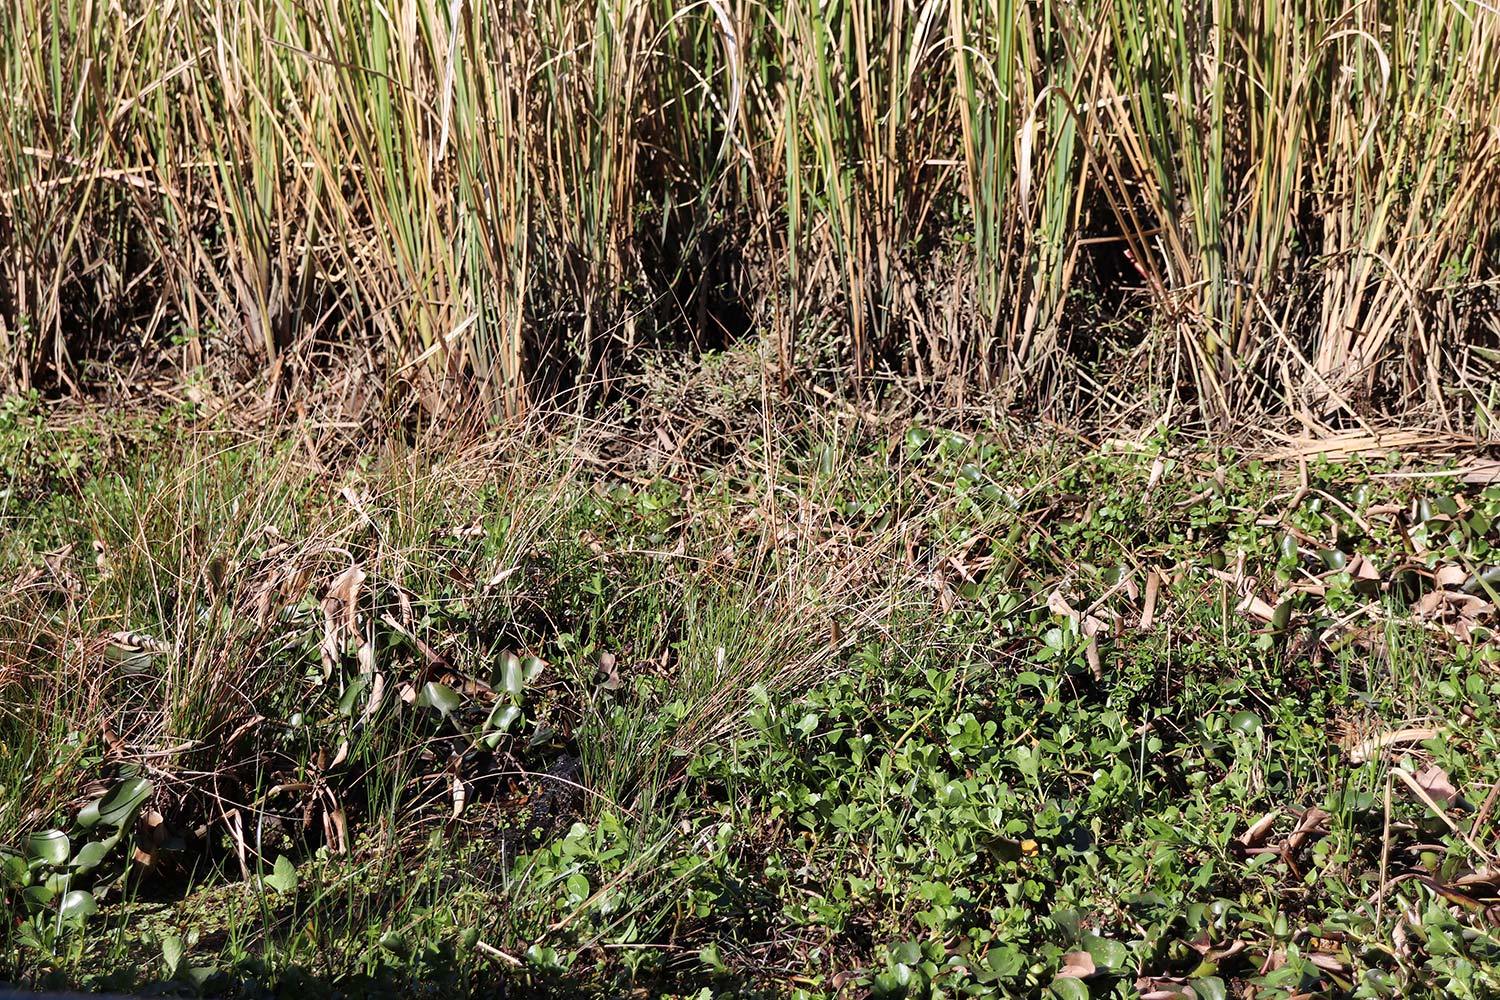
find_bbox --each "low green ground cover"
[3,396,1500,998]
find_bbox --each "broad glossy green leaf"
[416,681,463,717]
[26,829,69,866]
[93,776,153,828]
[485,703,522,734]
[59,889,98,922]
[70,839,111,874]
[1082,932,1130,972]
[1046,975,1089,1000]
[501,653,524,697]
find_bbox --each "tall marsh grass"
[1,0,1496,422]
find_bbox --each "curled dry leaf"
[1136,980,1197,1000]
[1047,585,1112,678]
[1236,592,1278,622]
[1342,552,1382,593]
[1139,569,1161,631]
[451,776,467,820]
[1414,764,1460,808]
[1286,806,1332,853]
[1057,951,1096,979]
[1412,588,1494,643]
[1237,809,1282,849]
[1346,726,1440,764]
[1307,953,1348,974]
[1435,564,1469,589]
[1451,867,1500,895]
[362,672,386,724]
[326,563,366,635]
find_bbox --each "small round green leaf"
[1229,711,1263,736]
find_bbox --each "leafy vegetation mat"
[3,398,1500,999]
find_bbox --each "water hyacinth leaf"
[501,652,524,697]
[485,703,522,734]
[87,776,153,828]
[26,829,69,866]
[416,681,463,717]
[59,889,98,922]
[70,839,112,874]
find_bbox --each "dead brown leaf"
[1238,809,1282,849]
[1414,764,1460,808]
[1346,726,1441,763]
[1057,951,1096,979]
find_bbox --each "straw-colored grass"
[1,0,1496,424]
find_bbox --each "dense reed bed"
[2,0,1497,424]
